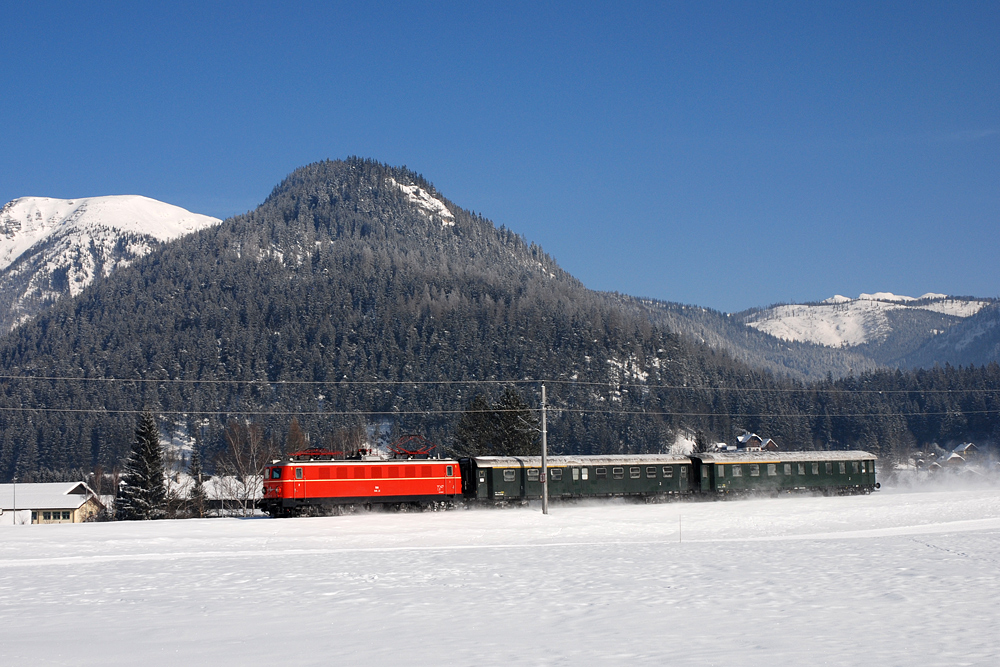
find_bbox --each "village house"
[0,481,104,525]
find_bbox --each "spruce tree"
[187,449,207,519]
[116,411,167,520]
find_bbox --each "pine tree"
[116,411,167,520]
[188,449,207,518]
[452,394,493,456]
[492,387,539,456]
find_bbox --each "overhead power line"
[0,374,998,395]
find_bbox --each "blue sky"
[2,1,997,312]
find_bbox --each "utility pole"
[12,475,17,526]
[541,384,548,515]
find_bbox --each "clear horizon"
[2,2,997,312]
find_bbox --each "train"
[259,447,879,517]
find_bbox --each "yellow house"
[0,482,104,525]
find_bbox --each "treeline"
[0,158,997,482]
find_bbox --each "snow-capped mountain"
[743,293,992,348]
[0,195,220,333]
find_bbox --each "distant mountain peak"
[0,195,220,332]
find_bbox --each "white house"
[0,482,104,525]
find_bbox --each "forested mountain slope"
[0,159,996,480]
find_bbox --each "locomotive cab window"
[446,465,454,477]
[295,468,303,480]
[270,468,282,479]
[503,469,516,482]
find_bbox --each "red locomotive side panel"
[261,459,460,514]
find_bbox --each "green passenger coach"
[694,451,878,495]
[461,455,694,502]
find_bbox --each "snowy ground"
[3,486,1000,666]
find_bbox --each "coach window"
[630,467,641,479]
[295,468,303,480]
[767,464,777,476]
[825,462,833,474]
[271,468,282,479]
[784,464,792,476]
[680,467,688,478]
[503,469,516,482]
[716,465,724,478]
[596,467,607,478]
[812,462,820,475]
[797,464,805,475]
[646,467,657,478]
[528,469,539,481]
[613,467,625,479]
[446,465,454,477]
[572,468,579,481]
[550,468,563,481]
[581,468,588,480]
[701,467,709,479]
[852,462,859,474]
[732,465,742,477]
[750,464,760,477]
[839,462,846,474]
[663,466,673,478]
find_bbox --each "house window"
[716,465,724,478]
[62,512,71,520]
[732,465,742,477]
[43,512,51,521]
[550,468,563,481]
[31,511,37,522]
[663,466,673,478]
[596,467,607,478]
[797,464,805,475]
[767,464,777,476]
[527,469,539,481]
[812,463,820,475]
[646,467,657,478]
[783,464,792,475]
[612,467,625,479]
[750,464,760,477]
[503,469,516,482]
[295,468,303,480]
[581,468,588,480]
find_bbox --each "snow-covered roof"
[472,455,692,467]
[953,443,978,453]
[696,451,876,463]
[0,482,101,511]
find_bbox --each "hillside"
[0,159,996,480]
[0,196,220,333]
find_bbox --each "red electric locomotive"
[261,446,461,516]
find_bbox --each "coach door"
[679,465,689,492]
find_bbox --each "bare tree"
[215,421,276,516]
[324,420,367,457]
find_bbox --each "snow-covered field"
[3,487,999,666]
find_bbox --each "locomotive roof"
[276,457,457,465]
[471,454,692,467]
[696,451,877,463]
